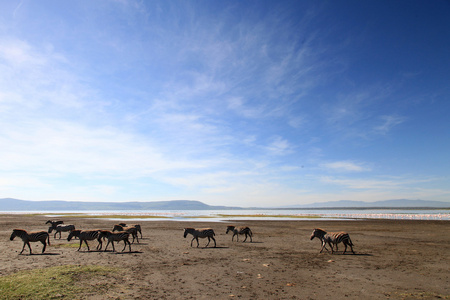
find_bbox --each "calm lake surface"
[3,209,449,221]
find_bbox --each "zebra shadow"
[324,252,373,256]
[106,251,143,255]
[19,252,60,256]
[196,246,229,249]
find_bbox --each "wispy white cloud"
[322,161,369,172]
[373,115,406,135]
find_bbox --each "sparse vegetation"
[0,265,121,299]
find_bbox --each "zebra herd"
[9,220,355,255]
[9,220,142,254]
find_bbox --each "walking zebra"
[226,226,253,242]
[183,228,216,248]
[48,224,75,239]
[67,230,103,251]
[10,229,50,254]
[98,230,132,252]
[118,223,143,238]
[112,224,139,244]
[310,228,355,254]
[45,220,64,229]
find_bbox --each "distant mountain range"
[0,198,448,211]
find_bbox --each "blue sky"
[0,0,449,207]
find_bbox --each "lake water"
[3,209,449,221]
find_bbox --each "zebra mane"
[315,228,327,234]
[13,228,27,233]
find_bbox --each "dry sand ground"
[1,214,449,299]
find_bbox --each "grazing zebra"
[113,224,139,244]
[119,223,143,238]
[310,228,355,254]
[10,229,50,254]
[67,230,102,251]
[48,224,75,239]
[45,220,64,229]
[99,230,132,252]
[226,226,253,242]
[183,228,216,248]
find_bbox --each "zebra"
[183,228,216,248]
[118,223,143,238]
[310,228,355,254]
[67,230,103,251]
[10,229,50,254]
[48,224,75,239]
[226,225,253,242]
[45,220,64,229]
[113,224,139,244]
[98,230,132,252]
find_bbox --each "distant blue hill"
[0,198,448,211]
[0,198,238,211]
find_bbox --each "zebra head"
[183,228,193,238]
[311,228,326,240]
[67,230,81,241]
[226,226,236,234]
[48,227,54,233]
[10,230,18,241]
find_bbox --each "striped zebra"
[48,224,76,239]
[112,224,139,244]
[45,220,64,229]
[10,229,50,254]
[67,230,103,251]
[99,230,132,252]
[310,228,355,254]
[118,223,143,238]
[183,228,216,248]
[226,226,253,242]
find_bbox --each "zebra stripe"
[183,228,216,248]
[67,230,102,251]
[310,228,355,254]
[99,230,132,252]
[118,223,143,238]
[48,224,76,239]
[226,226,253,242]
[10,229,50,254]
[45,220,64,229]
[113,224,139,244]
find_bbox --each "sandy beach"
[1,214,449,299]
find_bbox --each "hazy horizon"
[1,1,449,207]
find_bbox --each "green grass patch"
[0,265,121,300]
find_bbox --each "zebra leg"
[77,240,82,251]
[97,238,103,251]
[206,237,211,247]
[20,242,28,254]
[121,239,130,252]
[135,233,139,244]
[104,241,110,252]
[243,234,247,242]
[85,240,90,251]
[41,240,47,253]
[319,241,327,253]
[211,236,216,247]
[190,237,195,247]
